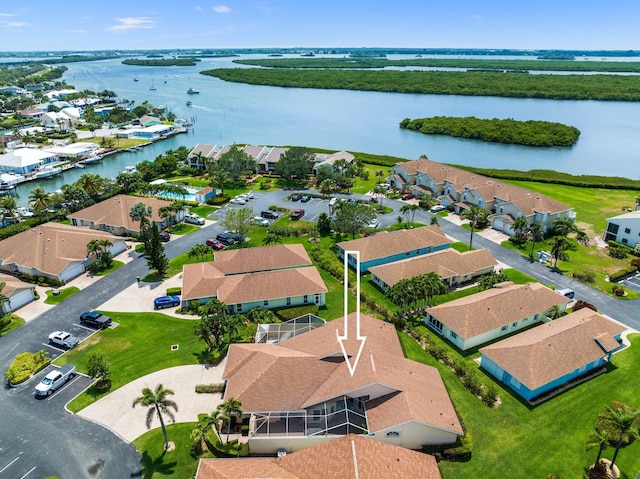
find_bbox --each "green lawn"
[399,331,640,479]
[188,205,217,218]
[350,164,392,194]
[133,422,206,479]
[0,314,25,336]
[56,311,204,412]
[93,260,125,277]
[503,180,639,235]
[44,286,80,305]
[168,223,201,235]
[502,237,640,300]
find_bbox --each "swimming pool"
[157,187,199,202]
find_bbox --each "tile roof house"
[604,210,640,249]
[196,434,442,479]
[480,309,626,401]
[68,194,185,237]
[337,225,450,273]
[181,244,327,313]
[391,157,575,235]
[425,282,570,351]
[222,313,463,454]
[312,150,355,173]
[369,248,497,290]
[0,223,126,282]
[0,272,37,314]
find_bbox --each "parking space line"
[20,466,36,478]
[0,457,19,473]
[42,343,66,353]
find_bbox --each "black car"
[79,311,112,329]
[300,195,311,202]
[261,210,279,220]
[159,231,170,242]
[216,232,236,246]
[290,193,301,201]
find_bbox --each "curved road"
[0,189,637,477]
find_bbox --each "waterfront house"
[337,225,450,273]
[0,223,126,283]
[187,144,219,169]
[0,148,57,175]
[0,273,37,314]
[221,312,463,454]
[68,194,184,237]
[312,150,355,174]
[480,309,626,402]
[257,146,288,173]
[196,434,442,479]
[369,248,497,291]
[604,210,640,249]
[425,282,570,351]
[181,244,326,313]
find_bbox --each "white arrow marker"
[337,250,367,377]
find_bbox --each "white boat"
[122,165,137,174]
[187,87,200,94]
[34,168,62,179]
[83,155,103,164]
[0,181,16,191]
[74,162,86,169]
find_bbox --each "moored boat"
[187,87,200,94]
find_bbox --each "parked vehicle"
[367,218,379,228]
[230,197,246,205]
[244,191,254,199]
[184,214,205,225]
[254,216,269,226]
[34,364,76,397]
[329,197,338,207]
[290,209,305,220]
[556,288,575,300]
[261,210,279,220]
[159,231,171,242]
[430,205,446,213]
[290,193,301,201]
[402,193,416,200]
[225,231,243,242]
[154,295,181,309]
[48,331,80,349]
[79,311,112,329]
[300,195,311,203]
[216,232,236,245]
[206,238,225,250]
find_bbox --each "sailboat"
[150,77,157,91]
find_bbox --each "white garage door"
[108,240,127,256]
[6,289,34,312]
[60,262,85,282]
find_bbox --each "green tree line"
[0,65,67,87]
[200,68,640,101]
[399,116,580,147]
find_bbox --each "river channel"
[11,54,640,203]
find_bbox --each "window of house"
[625,227,631,233]
[499,206,504,214]
[501,326,508,332]
[315,294,320,304]
[303,295,308,304]
[622,238,628,244]
[534,314,539,321]
[263,299,269,307]
[512,322,518,328]
[386,431,400,438]
[286,297,291,306]
[236,303,243,313]
[450,331,457,339]
[428,317,443,332]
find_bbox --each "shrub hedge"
[166,287,182,296]
[273,304,319,321]
[5,351,51,385]
[609,266,638,283]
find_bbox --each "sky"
[2,1,640,52]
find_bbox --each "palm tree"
[319,178,335,198]
[217,397,243,443]
[129,202,152,232]
[131,384,179,450]
[552,216,577,237]
[0,281,11,316]
[375,170,386,184]
[400,204,419,225]
[28,187,53,215]
[97,239,113,256]
[86,239,102,258]
[526,224,545,259]
[587,429,613,466]
[599,402,640,471]
[550,235,574,267]
[262,233,283,246]
[191,152,206,170]
[460,206,489,251]
[75,173,103,197]
[422,272,447,307]
[0,195,19,228]
[512,216,529,243]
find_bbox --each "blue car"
[154,295,181,309]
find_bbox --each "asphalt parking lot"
[618,272,640,293]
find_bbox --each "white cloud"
[213,5,232,13]
[0,21,28,28]
[0,13,16,16]
[195,6,203,11]
[66,29,88,34]
[471,13,485,21]
[107,17,154,32]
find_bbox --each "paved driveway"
[78,362,226,442]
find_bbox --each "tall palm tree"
[0,281,11,316]
[86,239,102,258]
[129,202,152,232]
[422,272,447,307]
[552,216,577,237]
[371,185,386,210]
[400,204,419,225]
[75,173,103,197]
[0,195,19,228]
[217,397,243,443]
[526,224,545,259]
[600,403,640,470]
[460,206,489,251]
[587,429,613,465]
[28,187,53,215]
[262,233,283,246]
[132,384,179,450]
[550,235,574,267]
[97,239,113,256]
[512,215,529,242]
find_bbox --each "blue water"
[10,55,640,204]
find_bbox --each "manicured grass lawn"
[56,311,204,412]
[502,238,640,300]
[0,314,25,336]
[44,286,80,305]
[503,180,639,235]
[133,422,206,479]
[189,205,217,218]
[351,164,392,194]
[168,223,200,235]
[399,331,640,479]
[93,260,125,277]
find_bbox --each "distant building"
[0,148,57,175]
[604,210,640,250]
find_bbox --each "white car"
[430,205,446,213]
[185,214,205,225]
[329,197,338,206]
[230,197,246,205]
[367,218,379,228]
[254,216,269,226]
[48,331,80,349]
[245,191,254,199]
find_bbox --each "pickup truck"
[34,364,76,397]
[79,311,112,329]
[48,331,80,349]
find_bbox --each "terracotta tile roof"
[480,309,626,390]
[397,157,433,176]
[213,244,311,275]
[0,222,122,277]
[427,282,570,338]
[337,225,449,263]
[68,194,173,232]
[196,434,441,479]
[223,314,463,435]
[0,272,34,296]
[369,248,497,287]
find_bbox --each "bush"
[462,369,483,396]
[195,383,225,394]
[608,240,640,257]
[274,304,319,321]
[608,245,629,259]
[611,284,626,296]
[423,435,473,461]
[482,383,500,406]
[5,350,50,385]
[166,287,182,296]
[609,266,638,282]
[572,270,596,283]
[207,194,230,206]
[573,300,597,312]
[0,315,11,330]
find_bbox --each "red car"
[290,208,305,220]
[206,238,225,250]
[402,193,415,200]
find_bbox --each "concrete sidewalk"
[78,362,226,442]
